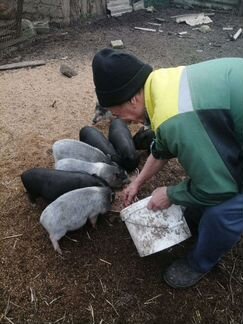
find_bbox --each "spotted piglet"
[40,186,114,254]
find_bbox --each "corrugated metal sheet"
[107,0,145,17]
[173,0,239,10]
[107,0,133,16]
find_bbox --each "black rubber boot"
[183,207,204,236]
[163,258,207,288]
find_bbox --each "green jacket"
[144,58,243,207]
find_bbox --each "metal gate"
[0,0,24,50]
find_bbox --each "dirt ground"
[1,5,243,324]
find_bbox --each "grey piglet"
[92,102,112,124]
[55,158,129,189]
[52,139,111,164]
[40,186,114,254]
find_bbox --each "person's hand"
[123,181,140,207]
[147,187,171,211]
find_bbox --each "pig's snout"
[92,114,102,125]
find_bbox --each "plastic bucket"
[120,196,191,257]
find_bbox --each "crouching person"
[91,48,243,288]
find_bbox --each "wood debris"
[99,258,112,265]
[173,13,213,26]
[171,12,215,19]
[146,6,155,13]
[134,27,156,32]
[86,304,95,324]
[51,100,57,108]
[99,278,107,293]
[30,287,36,303]
[155,17,166,23]
[230,28,242,41]
[178,31,188,35]
[147,22,161,27]
[2,234,23,240]
[0,60,46,71]
[49,296,63,305]
[65,235,79,243]
[105,299,119,316]
[110,39,124,49]
[144,293,162,304]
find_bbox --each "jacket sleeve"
[167,179,239,207]
[150,134,175,160]
[153,115,240,207]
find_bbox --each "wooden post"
[80,0,106,17]
[94,0,106,16]
[70,0,81,25]
[239,0,243,16]
[61,0,71,25]
[16,0,24,38]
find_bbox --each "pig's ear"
[115,172,123,180]
[111,192,116,202]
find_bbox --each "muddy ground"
[0,5,243,324]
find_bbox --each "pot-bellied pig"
[133,127,155,152]
[108,118,139,172]
[21,168,107,203]
[92,102,112,124]
[52,139,112,164]
[79,126,121,164]
[55,158,129,189]
[40,186,114,254]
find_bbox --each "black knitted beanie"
[92,48,153,107]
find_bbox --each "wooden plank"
[134,27,157,32]
[231,28,242,40]
[0,60,46,71]
[171,12,215,18]
[173,0,238,10]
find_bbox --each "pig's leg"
[50,234,63,255]
[89,214,99,228]
[26,191,37,206]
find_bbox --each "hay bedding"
[1,7,243,320]
[0,59,186,322]
[1,62,242,324]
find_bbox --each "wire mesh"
[0,0,24,48]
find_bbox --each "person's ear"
[130,96,137,105]
[131,92,142,106]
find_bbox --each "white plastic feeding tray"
[120,196,191,257]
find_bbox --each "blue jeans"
[187,194,243,273]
